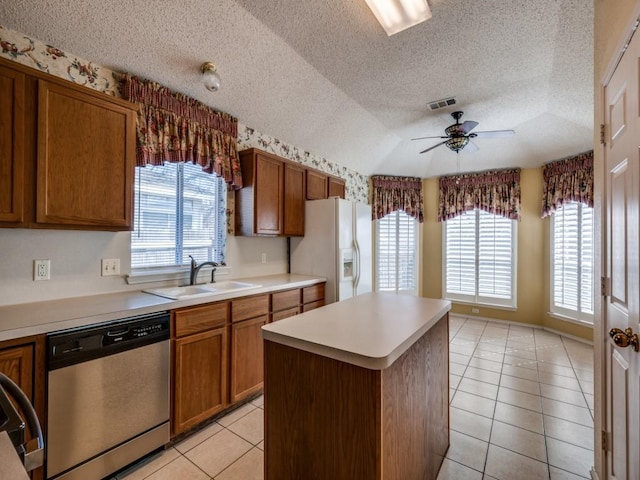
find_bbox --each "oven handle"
[0,373,44,472]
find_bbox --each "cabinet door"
[283,163,305,236]
[255,154,283,235]
[272,307,300,322]
[0,63,26,224]
[173,327,228,435]
[36,80,135,230]
[306,170,328,200]
[231,315,267,403]
[328,177,346,199]
[0,344,34,403]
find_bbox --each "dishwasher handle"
[0,373,44,472]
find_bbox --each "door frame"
[597,3,640,478]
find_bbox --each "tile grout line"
[532,324,552,480]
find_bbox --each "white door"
[603,24,640,480]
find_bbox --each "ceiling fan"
[412,111,515,154]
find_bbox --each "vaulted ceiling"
[2,0,593,177]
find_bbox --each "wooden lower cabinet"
[0,335,46,480]
[230,315,267,403]
[302,283,326,312]
[264,314,449,479]
[173,327,228,435]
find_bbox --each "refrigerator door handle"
[353,239,361,290]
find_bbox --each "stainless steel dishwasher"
[46,312,170,480]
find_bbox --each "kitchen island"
[262,293,451,480]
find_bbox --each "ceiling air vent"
[428,97,456,111]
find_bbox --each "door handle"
[609,328,640,352]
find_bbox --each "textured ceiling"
[1,0,593,177]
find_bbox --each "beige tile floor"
[118,316,594,480]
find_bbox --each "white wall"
[0,229,288,306]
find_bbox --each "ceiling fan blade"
[471,129,515,138]
[465,140,479,153]
[460,121,479,134]
[411,135,449,141]
[419,141,448,154]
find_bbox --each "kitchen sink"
[209,281,259,291]
[144,281,261,300]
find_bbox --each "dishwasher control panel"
[47,312,170,370]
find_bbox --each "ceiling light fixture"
[364,0,432,36]
[201,62,221,92]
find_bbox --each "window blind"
[132,162,225,269]
[376,211,418,293]
[444,209,516,307]
[551,202,593,322]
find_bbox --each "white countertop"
[0,274,324,342]
[0,432,29,480]
[262,293,451,370]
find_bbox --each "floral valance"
[371,175,424,222]
[438,169,521,221]
[121,74,242,189]
[541,151,593,218]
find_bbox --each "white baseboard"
[449,313,594,346]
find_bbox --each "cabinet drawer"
[231,294,270,323]
[302,300,325,312]
[174,302,228,337]
[271,307,300,322]
[272,289,301,312]
[303,283,325,304]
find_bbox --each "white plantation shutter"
[551,202,593,322]
[376,211,418,293]
[444,209,516,307]
[132,162,225,269]
[445,210,476,296]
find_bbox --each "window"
[551,201,593,322]
[444,209,517,307]
[132,162,225,269]
[376,210,418,294]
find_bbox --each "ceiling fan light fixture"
[364,0,432,36]
[446,136,469,152]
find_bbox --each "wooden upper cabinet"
[0,63,26,225]
[0,58,137,231]
[307,171,346,200]
[236,149,284,236]
[283,163,305,236]
[36,79,136,229]
[327,176,346,199]
[236,148,306,236]
[306,170,328,200]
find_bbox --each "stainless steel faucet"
[188,255,219,285]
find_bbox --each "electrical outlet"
[471,308,480,314]
[261,253,267,264]
[34,259,50,281]
[101,258,121,276]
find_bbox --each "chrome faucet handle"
[188,255,197,268]
[211,267,217,283]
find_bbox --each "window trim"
[442,209,518,308]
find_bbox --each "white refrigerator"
[290,198,372,304]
